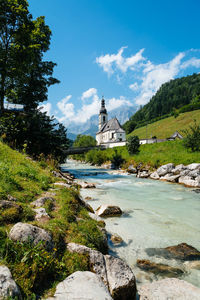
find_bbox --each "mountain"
[68,105,136,139]
[124,73,200,133]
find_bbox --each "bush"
[127,136,140,154]
[183,120,200,152]
[111,149,124,169]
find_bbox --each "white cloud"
[57,95,75,120]
[181,57,200,69]
[107,96,132,111]
[96,47,145,75]
[39,103,52,115]
[129,82,139,91]
[81,88,97,100]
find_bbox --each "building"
[96,98,126,148]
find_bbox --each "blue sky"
[28,0,200,127]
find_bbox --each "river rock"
[78,197,94,213]
[33,207,50,221]
[188,169,200,178]
[150,171,160,180]
[110,234,123,245]
[184,260,200,270]
[9,222,53,250]
[137,171,149,178]
[51,271,113,300]
[85,196,93,201]
[160,173,180,183]
[0,200,22,211]
[67,243,108,285]
[137,259,184,277]
[79,181,96,188]
[171,164,186,175]
[31,196,55,208]
[96,205,122,217]
[127,165,137,174]
[146,243,200,260]
[88,212,104,222]
[139,278,200,300]
[105,255,136,300]
[54,182,71,188]
[157,163,174,176]
[179,176,200,187]
[186,163,200,170]
[0,265,21,299]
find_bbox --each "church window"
[112,133,114,139]
[103,116,105,122]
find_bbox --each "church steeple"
[99,97,108,130]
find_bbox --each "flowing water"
[62,159,200,288]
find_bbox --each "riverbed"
[62,159,200,288]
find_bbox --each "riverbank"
[63,159,200,298]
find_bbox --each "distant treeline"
[123,73,200,133]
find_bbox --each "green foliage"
[125,73,200,133]
[85,149,108,165]
[111,149,124,169]
[183,120,200,152]
[127,136,140,154]
[73,134,96,148]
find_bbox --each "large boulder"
[67,243,137,300]
[0,265,21,299]
[127,165,137,174]
[9,222,53,250]
[171,164,186,175]
[105,255,136,300]
[0,200,22,211]
[96,205,122,217]
[186,163,200,170]
[179,176,200,187]
[137,259,183,277]
[157,163,174,176]
[139,278,200,300]
[67,243,108,285]
[51,271,113,300]
[137,171,149,178]
[31,196,55,208]
[160,173,180,183]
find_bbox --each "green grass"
[128,110,200,139]
[0,141,106,298]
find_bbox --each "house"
[96,98,126,148]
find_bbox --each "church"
[96,98,126,148]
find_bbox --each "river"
[62,159,200,288]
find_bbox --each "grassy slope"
[128,110,200,139]
[0,141,105,298]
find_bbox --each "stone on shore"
[150,171,160,180]
[157,163,174,176]
[54,182,71,188]
[0,200,22,211]
[105,255,136,300]
[33,207,50,221]
[127,165,137,174]
[50,271,113,300]
[31,196,55,208]
[88,212,105,223]
[137,259,184,277]
[179,176,200,187]
[0,265,21,299]
[186,163,200,170]
[139,278,200,300]
[137,171,149,178]
[79,181,96,188]
[160,173,180,183]
[110,234,123,245]
[77,197,94,213]
[171,164,186,175]
[9,222,53,250]
[96,205,122,217]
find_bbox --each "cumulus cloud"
[96,47,145,75]
[39,103,52,115]
[56,89,132,126]
[129,82,139,91]
[81,88,97,100]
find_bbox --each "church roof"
[98,117,125,133]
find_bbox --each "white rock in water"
[157,163,174,176]
[0,265,21,299]
[139,278,200,300]
[51,271,113,300]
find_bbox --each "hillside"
[124,73,200,133]
[0,141,105,298]
[128,110,200,139]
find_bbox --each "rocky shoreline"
[55,164,200,299]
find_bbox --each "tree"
[127,136,140,154]
[183,120,200,152]
[0,0,59,111]
[73,135,96,148]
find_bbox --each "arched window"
[103,116,105,122]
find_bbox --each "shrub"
[127,136,140,154]
[111,149,124,169]
[183,120,200,152]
